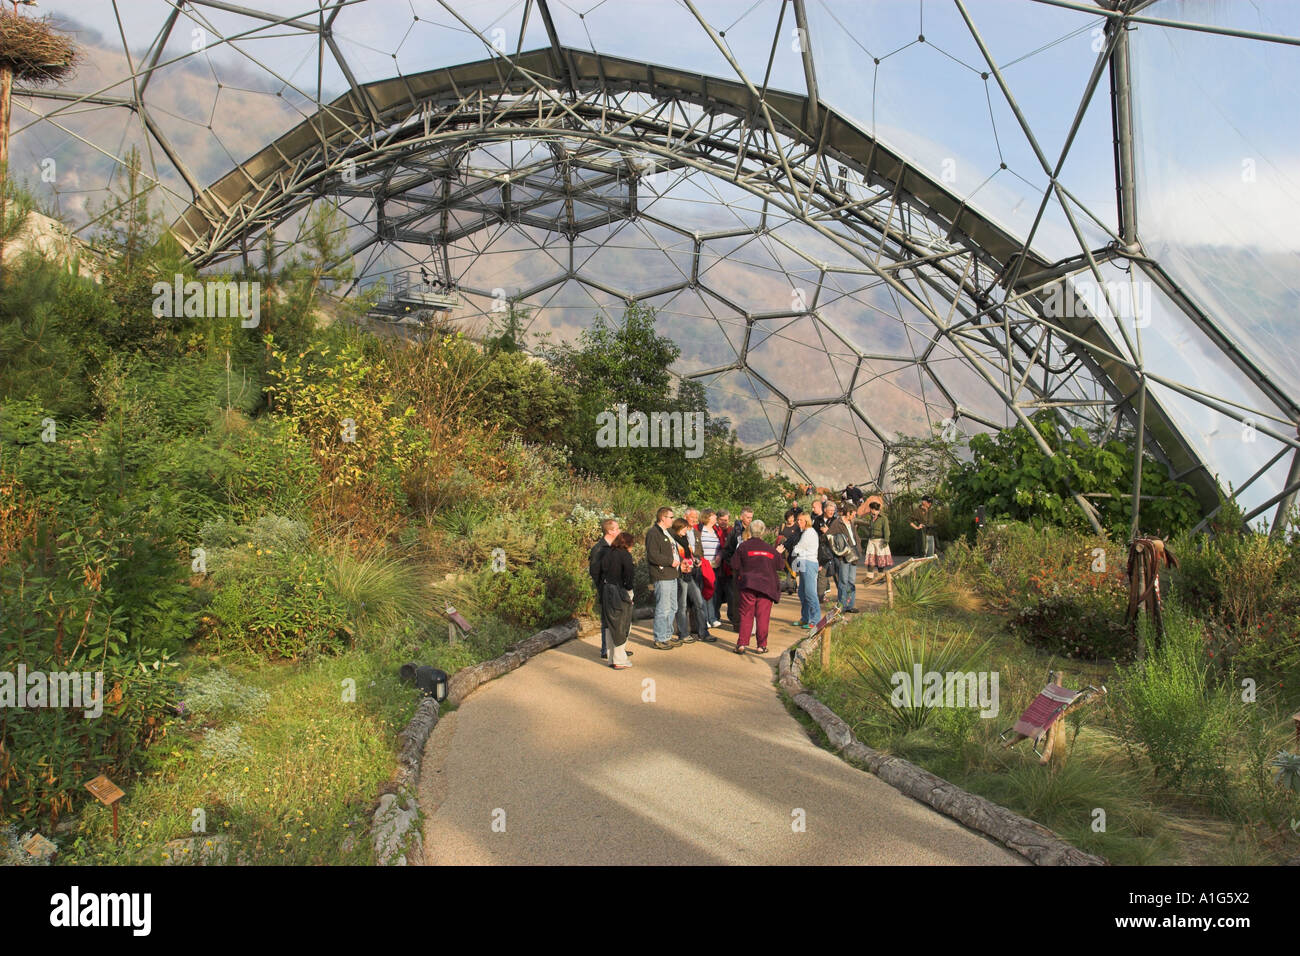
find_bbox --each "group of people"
[586,489,940,669]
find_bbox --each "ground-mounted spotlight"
[399,663,448,702]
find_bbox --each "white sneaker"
[710,619,722,628]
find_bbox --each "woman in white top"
[699,510,724,627]
[785,513,821,627]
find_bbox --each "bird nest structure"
[0,12,77,84]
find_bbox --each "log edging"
[780,630,1107,867]
[369,618,582,865]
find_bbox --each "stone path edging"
[369,618,581,865]
[779,629,1107,867]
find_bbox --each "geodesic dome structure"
[10,0,1300,532]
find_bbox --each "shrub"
[942,521,1131,659]
[943,410,1200,539]
[476,564,548,630]
[0,257,114,418]
[265,331,422,539]
[468,347,574,446]
[0,510,180,826]
[1165,532,1220,612]
[1010,589,1133,661]
[1113,605,1242,795]
[474,546,585,631]
[202,549,352,660]
[1209,533,1288,634]
[218,416,319,523]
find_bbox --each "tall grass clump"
[324,544,430,641]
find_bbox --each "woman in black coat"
[600,532,637,669]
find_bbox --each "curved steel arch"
[15,2,1300,530]
[159,44,1264,529]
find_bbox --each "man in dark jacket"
[645,507,681,649]
[846,484,864,509]
[730,519,781,654]
[777,510,800,594]
[588,518,619,659]
[720,507,753,627]
[825,502,860,613]
[810,500,832,603]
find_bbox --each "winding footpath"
[419,584,1023,866]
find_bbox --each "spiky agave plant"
[1273,751,1300,794]
[891,564,956,611]
[848,620,992,733]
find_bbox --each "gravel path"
[420,580,1023,865]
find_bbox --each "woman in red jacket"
[728,519,782,655]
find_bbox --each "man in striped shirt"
[676,508,716,643]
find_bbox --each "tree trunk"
[0,62,12,173]
[1,63,12,266]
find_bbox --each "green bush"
[203,549,352,660]
[1010,590,1133,661]
[217,416,319,523]
[468,347,575,446]
[0,509,180,827]
[474,544,586,631]
[0,257,115,418]
[1114,605,1242,795]
[943,410,1200,539]
[1170,529,1299,684]
[476,564,548,629]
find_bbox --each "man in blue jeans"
[644,507,681,649]
[789,513,821,627]
[825,501,859,613]
[798,557,821,628]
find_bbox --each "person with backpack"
[600,532,637,669]
[587,518,620,660]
